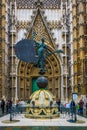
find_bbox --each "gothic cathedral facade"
[0,0,87,102]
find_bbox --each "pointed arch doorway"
[17,51,61,101]
[17,8,61,101]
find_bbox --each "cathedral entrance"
[17,51,61,101]
[16,8,61,101]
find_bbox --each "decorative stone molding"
[74,61,77,64]
[16,0,61,9]
[48,21,62,29]
[73,49,78,53]
[73,38,78,42]
[17,21,30,29]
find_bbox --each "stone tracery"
[17,0,61,9]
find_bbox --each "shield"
[14,39,37,63]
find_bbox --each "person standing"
[1,99,5,114]
[56,99,61,111]
[6,100,9,113]
[83,95,87,115]
[79,99,84,115]
[86,96,87,115]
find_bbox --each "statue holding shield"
[14,34,64,74]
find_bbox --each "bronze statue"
[14,34,64,75]
[34,37,64,74]
[34,37,50,74]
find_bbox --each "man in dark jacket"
[1,99,5,114]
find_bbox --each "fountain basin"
[25,89,60,119]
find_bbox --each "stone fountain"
[14,38,61,119]
[25,77,59,118]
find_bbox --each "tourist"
[1,99,5,114]
[83,95,87,115]
[56,99,61,111]
[77,103,80,114]
[79,99,84,115]
[85,96,87,115]
[6,100,9,113]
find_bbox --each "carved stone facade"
[16,0,61,9]
[0,0,87,102]
[0,0,7,98]
[72,0,87,96]
[17,7,61,101]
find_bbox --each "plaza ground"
[0,113,87,127]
